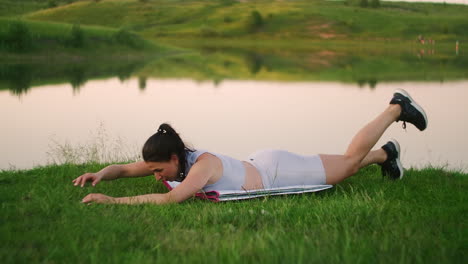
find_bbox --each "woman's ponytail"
[142,123,194,181]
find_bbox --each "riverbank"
[1,163,466,263]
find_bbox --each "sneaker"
[380,139,404,180]
[390,89,428,131]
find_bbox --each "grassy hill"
[0,1,181,60]
[22,0,468,41]
[0,16,181,62]
[2,0,467,59]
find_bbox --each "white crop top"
[185,150,246,191]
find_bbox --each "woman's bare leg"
[359,149,387,168]
[320,104,401,184]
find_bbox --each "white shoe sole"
[389,138,404,179]
[394,89,428,130]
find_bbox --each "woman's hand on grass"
[73,173,103,187]
[82,193,116,204]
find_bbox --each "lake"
[1,47,467,172]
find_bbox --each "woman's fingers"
[91,178,100,187]
[72,173,96,187]
[82,193,93,203]
[81,193,114,204]
[80,175,88,187]
[72,176,81,186]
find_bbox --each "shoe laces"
[397,120,407,130]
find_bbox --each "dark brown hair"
[142,123,194,181]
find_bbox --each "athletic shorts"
[246,149,327,189]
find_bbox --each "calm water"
[1,76,467,172]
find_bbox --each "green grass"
[22,0,468,41]
[0,0,72,17]
[1,163,466,263]
[0,17,165,54]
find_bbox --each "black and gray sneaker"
[380,139,404,180]
[390,89,428,131]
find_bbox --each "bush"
[370,0,380,8]
[223,16,233,23]
[200,25,218,37]
[3,21,32,52]
[48,0,58,8]
[442,25,449,34]
[69,24,85,48]
[246,10,264,33]
[114,28,139,48]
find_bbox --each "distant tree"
[360,0,369,8]
[4,21,32,52]
[246,10,264,33]
[370,0,380,8]
[223,16,233,23]
[114,28,140,48]
[69,24,85,48]
[48,0,58,8]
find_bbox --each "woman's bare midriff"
[242,161,264,190]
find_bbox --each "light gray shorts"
[246,149,327,189]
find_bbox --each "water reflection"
[357,78,378,89]
[1,46,467,95]
[0,59,148,95]
[1,77,467,172]
[244,51,264,75]
[0,64,34,95]
[67,64,87,91]
[138,76,147,91]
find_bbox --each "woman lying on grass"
[73,89,428,204]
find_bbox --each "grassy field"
[22,0,468,41]
[1,163,466,263]
[0,0,67,17]
[1,0,467,59]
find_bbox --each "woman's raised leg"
[320,104,401,184]
[320,89,428,185]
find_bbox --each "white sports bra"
[185,150,245,191]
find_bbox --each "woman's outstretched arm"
[72,161,153,187]
[81,154,220,205]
